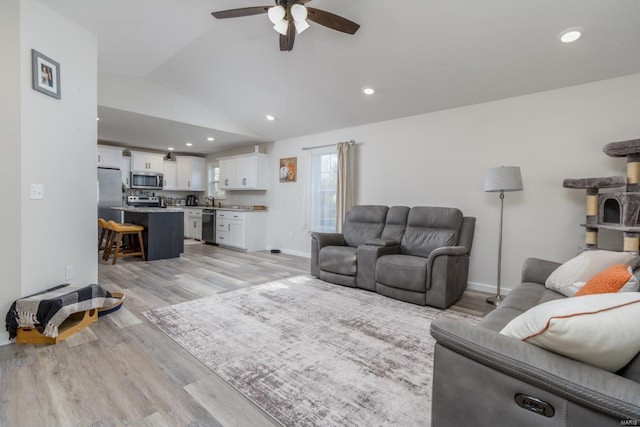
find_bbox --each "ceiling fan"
[212,0,360,52]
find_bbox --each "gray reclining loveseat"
[430,257,640,426]
[310,205,476,308]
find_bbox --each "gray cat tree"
[563,138,640,253]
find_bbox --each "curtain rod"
[301,140,355,151]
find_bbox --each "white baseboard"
[0,331,11,347]
[467,281,512,295]
[278,248,311,258]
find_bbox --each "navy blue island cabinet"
[118,208,185,261]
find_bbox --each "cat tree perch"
[563,138,640,253]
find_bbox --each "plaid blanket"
[5,284,119,339]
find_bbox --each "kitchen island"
[112,207,184,260]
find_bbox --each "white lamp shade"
[484,166,523,192]
[273,20,289,35]
[268,5,286,24]
[294,20,310,34]
[291,4,308,21]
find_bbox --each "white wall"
[266,73,640,292]
[16,1,98,304]
[0,0,23,345]
[99,73,264,139]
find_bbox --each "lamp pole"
[487,190,505,306]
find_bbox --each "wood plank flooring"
[0,242,495,426]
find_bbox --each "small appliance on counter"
[186,195,199,206]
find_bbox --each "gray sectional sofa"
[430,257,640,426]
[310,205,476,309]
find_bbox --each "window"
[207,162,226,200]
[309,146,338,232]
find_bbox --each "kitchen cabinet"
[176,156,206,191]
[215,210,267,251]
[184,208,202,240]
[97,145,122,169]
[130,151,164,173]
[121,156,131,189]
[218,158,236,190]
[163,161,177,190]
[218,153,268,190]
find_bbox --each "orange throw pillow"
[575,264,632,296]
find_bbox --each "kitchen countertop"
[112,206,267,213]
[111,207,185,213]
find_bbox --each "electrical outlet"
[65,265,73,281]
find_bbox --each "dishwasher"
[202,208,216,244]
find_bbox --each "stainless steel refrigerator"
[98,168,123,223]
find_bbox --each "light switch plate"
[30,184,44,200]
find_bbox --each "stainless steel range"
[127,195,160,207]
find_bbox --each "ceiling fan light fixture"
[268,5,286,25]
[294,20,310,34]
[291,4,307,21]
[273,19,289,35]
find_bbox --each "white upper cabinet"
[163,161,177,190]
[130,151,164,174]
[97,145,122,169]
[176,156,206,191]
[218,153,268,190]
[219,158,236,190]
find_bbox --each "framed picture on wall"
[279,157,297,182]
[31,49,61,99]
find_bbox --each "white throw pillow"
[545,250,638,297]
[500,293,640,372]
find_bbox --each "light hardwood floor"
[0,242,495,426]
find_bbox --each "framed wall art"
[279,157,297,182]
[31,49,61,99]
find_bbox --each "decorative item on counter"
[253,205,267,211]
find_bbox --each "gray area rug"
[144,276,479,426]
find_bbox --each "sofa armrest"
[311,232,346,249]
[521,257,562,285]
[431,318,640,420]
[364,238,400,247]
[429,245,468,258]
[310,232,346,277]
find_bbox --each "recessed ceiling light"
[186,142,193,147]
[96,117,100,120]
[266,114,276,121]
[363,87,375,95]
[168,147,174,151]
[559,29,582,43]
[207,137,215,142]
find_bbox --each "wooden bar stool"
[98,218,112,251]
[102,220,145,265]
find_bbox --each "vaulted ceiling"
[47,0,640,154]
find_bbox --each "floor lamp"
[484,166,523,306]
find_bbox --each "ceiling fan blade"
[279,22,296,51]
[306,7,360,35]
[211,6,270,19]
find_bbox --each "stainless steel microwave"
[131,171,163,190]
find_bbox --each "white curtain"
[336,141,353,233]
